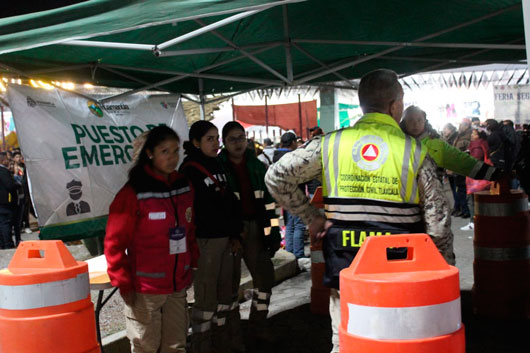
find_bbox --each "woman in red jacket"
[462,128,491,231]
[105,126,199,353]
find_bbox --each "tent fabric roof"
[0,0,525,96]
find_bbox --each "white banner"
[493,85,530,124]
[7,85,188,240]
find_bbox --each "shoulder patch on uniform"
[185,207,193,223]
[352,135,389,171]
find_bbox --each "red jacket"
[105,166,199,295]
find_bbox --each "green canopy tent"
[0,0,526,104]
[0,0,526,241]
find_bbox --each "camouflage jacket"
[264,135,455,265]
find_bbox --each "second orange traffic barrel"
[0,240,100,353]
[339,234,465,353]
[473,183,530,319]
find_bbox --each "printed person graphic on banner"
[65,179,91,216]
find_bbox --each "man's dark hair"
[280,132,297,147]
[503,119,514,127]
[358,69,402,114]
[263,138,273,146]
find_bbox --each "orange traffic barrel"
[0,241,100,353]
[472,181,530,319]
[309,186,330,315]
[339,234,465,353]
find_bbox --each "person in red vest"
[105,126,198,353]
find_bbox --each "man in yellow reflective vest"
[265,69,454,353]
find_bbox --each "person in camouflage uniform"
[265,69,454,353]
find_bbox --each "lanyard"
[168,189,179,227]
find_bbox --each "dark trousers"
[0,207,14,249]
[13,203,25,246]
[455,175,470,216]
[448,176,459,209]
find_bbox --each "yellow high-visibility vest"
[321,113,427,204]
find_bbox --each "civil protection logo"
[352,135,389,171]
[87,100,104,118]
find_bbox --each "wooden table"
[87,255,118,353]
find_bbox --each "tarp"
[233,100,317,137]
[7,84,188,241]
[0,0,525,94]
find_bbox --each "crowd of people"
[401,108,529,230]
[0,148,31,249]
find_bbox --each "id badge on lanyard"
[169,226,187,254]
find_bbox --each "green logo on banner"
[87,101,104,118]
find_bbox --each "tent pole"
[298,94,302,138]
[101,64,282,87]
[265,95,269,136]
[522,0,530,74]
[205,84,270,104]
[381,55,518,65]
[401,37,525,77]
[97,65,186,97]
[63,40,153,51]
[199,79,205,121]
[292,39,525,51]
[195,19,291,84]
[157,6,275,50]
[294,3,523,85]
[232,99,235,121]
[100,75,189,103]
[282,5,294,82]
[99,45,279,102]
[1,105,5,152]
[100,44,281,98]
[158,41,282,57]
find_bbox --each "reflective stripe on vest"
[265,202,276,210]
[324,203,422,223]
[325,212,421,223]
[474,245,530,261]
[347,297,462,340]
[0,272,89,310]
[321,122,425,204]
[475,198,528,217]
[137,186,191,200]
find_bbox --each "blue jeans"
[284,211,306,258]
[0,207,14,249]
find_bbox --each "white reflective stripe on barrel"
[0,272,89,310]
[311,250,325,264]
[475,198,528,217]
[474,245,530,261]
[347,297,462,340]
